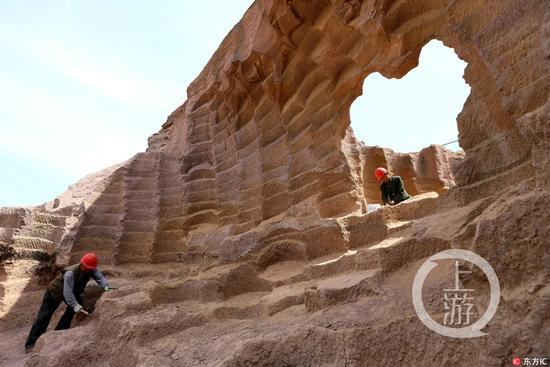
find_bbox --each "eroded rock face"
[1,0,549,366]
[351,138,463,204]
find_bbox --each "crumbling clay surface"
[0,0,548,366]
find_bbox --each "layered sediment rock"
[350,138,463,204]
[0,0,548,366]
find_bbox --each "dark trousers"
[25,290,82,348]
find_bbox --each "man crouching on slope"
[25,252,113,352]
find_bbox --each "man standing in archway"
[375,167,411,205]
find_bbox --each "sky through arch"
[350,40,470,153]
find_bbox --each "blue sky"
[350,40,470,152]
[0,1,469,207]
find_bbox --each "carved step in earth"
[304,269,381,312]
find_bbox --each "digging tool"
[77,308,91,317]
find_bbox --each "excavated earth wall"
[0,0,548,366]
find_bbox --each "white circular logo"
[412,249,500,338]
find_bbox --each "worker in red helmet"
[374,167,411,206]
[25,253,113,352]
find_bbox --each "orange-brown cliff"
[0,0,548,366]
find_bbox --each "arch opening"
[349,40,470,153]
[343,40,472,206]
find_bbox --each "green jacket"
[380,175,411,205]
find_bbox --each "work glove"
[74,304,90,316]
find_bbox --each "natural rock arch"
[1,2,548,365]
[3,0,547,265]
[147,0,546,226]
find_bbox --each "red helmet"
[374,167,387,181]
[80,253,98,270]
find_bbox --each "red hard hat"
[80,253,97,270]
[374,167,387,181]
